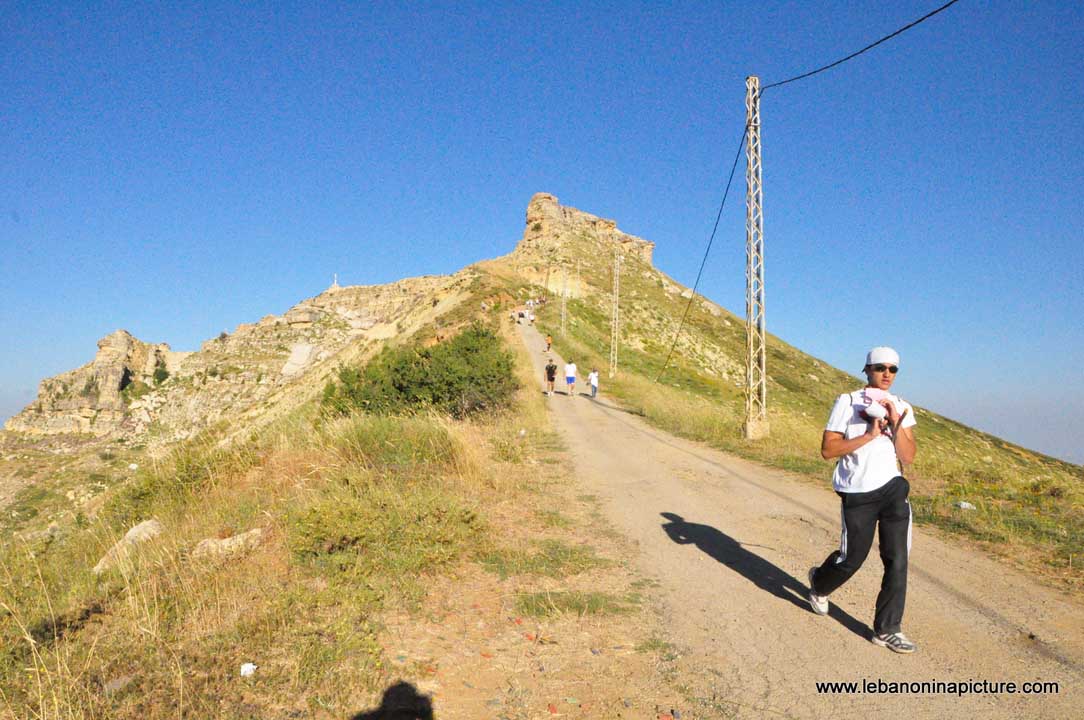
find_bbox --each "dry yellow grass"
[0,316,660,718]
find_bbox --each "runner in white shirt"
[563,360,577,398]
[807,347,918,654]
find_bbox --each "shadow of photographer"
[349,681,433,720]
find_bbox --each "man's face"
[864,363,898,391]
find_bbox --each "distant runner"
[545,334,552,352]
[807,347,918,654]
[544,358,558,396]
[564,359,578,398]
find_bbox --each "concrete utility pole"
[744,75,770,440]
[610,249,623,378]
[560,266,568,336]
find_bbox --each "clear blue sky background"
[2,1,1081,463]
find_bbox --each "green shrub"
[153,360,170,385]
[322,323,518,418]
[121,379,151,403]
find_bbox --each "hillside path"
[518,323,1083,719]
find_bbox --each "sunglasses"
[870,364,899,374]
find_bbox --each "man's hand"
[880,400,911,437]
[880,398,901,426]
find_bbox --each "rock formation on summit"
[509,193,655,296]
[7,193,662,445]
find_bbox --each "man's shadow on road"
[660,512,868,639]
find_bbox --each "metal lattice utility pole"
[744,75,769,440]
[560,266,568,336]
[609,250,623,378]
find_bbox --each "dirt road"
[520,324,1082,718]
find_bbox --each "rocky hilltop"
[4,193,731,445]
[494,192,741,383]
[5,273,477,443]
[506,192,655,297]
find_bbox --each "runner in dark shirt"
[544,359,557,396]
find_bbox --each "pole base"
[743,418,770,440]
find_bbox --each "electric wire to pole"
[631,0,963,385]
[760,0,962,93]
[655,127,748,383]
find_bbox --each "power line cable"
[636,2,962,384]
[655,127,747,383]
[761,0,962,93]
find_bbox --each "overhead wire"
[651,0,963,383]
[654,127,747,383]
[761,0,963,93]
[594,1,964,386]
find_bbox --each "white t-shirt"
[564,362,577,379]
[588,371,599,387]
[825,389,916,493]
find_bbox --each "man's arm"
[893,425,916,465]
[821,422,882,460]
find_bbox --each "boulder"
[192,527,265,562]
[93,519,164,574]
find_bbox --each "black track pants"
[811,476,912,635]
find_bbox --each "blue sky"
[2,1,1081,463]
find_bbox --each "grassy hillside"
[0,293,694,718]
[1,199,1079,716]
[518,233,1083,590]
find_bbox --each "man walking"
[587,368,599,399]
[544,358,557,396]
[564,358,578,397]
[808,347,918,653]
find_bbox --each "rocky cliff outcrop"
[4,330,188,436]
[4,273,474,443]
[510,193,655,297]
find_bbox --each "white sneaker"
[807,568,829,615]
[871,631,917,654]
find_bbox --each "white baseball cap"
[865,346,900,367]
